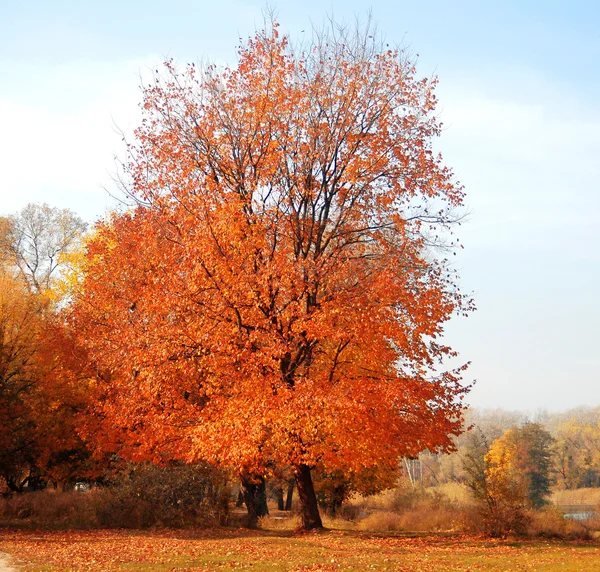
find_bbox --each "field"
[550,487,600,507]
[1,527,600,571]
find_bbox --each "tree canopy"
[69,20,471,529]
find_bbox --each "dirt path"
[0,554,16,571]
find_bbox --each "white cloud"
[435,73,600,262]
[433,70,600,410]
[0,58,161,221]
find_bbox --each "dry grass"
[551,487,600,507]
[345,487,399,511]
[356,504,462,533]
[258,514,302,530]
[342,482,599,539]
[427,482,471,503]
[343,480,465,533]
[525,506,593,540]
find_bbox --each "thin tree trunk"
[294,464,323,530]
[328,484,347,517]
[275,486,285,510]
[236,490,244,507]
[285,479,294,511]
[240,476,268,528]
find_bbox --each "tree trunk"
[240,476,268,528]
[328,484,347,517]
[294,464,323,530]
[285,479,294,511]
[275,486,285,510]
[236,490,244,507]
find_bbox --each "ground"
[0,528,599,571]
[0,554,16,572]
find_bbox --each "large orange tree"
[70,21,471,529]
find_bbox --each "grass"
[2,483,599,570]
[551,487,600,507]
[1,526,599,571]
[426,482,471,504]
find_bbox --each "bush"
[525,506,592,540]
[0,462,232,529]
[457,502,595,540]
[105,462,231,527]
[0,489,103,528]
[475,498,530,538]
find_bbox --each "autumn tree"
[0,205,92,491]
[464,423,554,536]
[7,203,87,296]
[0,218,13,266]
[70,19,471,529]
[0,270,43,490]
[553,420,600,489]
[516,423,554,508]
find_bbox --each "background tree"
[553,420,600,489]
[0,270,43,490]
[0,218,13,266]
[462,427,529,537]
[485,423,554,512]
[7,203,87,296]
[70,18,471,529]
[505,423,554,509]
[312,464,397,516]
[0,205,91,492]
[463,422,554,536]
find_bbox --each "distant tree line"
[415,408,600,492]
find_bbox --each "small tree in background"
[464,423,554,536]
[513,423,554,508]
[462,428,524,536]
[553,420,600,489]
[6,203,87,297]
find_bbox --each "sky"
[1,0,598,412]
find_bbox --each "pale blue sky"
[1,0,599,412]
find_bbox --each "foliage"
[69,17,470,530]
[409,408,600,494]
[5,203,87,297]
[553,420,600,489]
[0,217,13,266]
[488,423,553,510]
[0,270,44,490]
[0,205,93,492]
